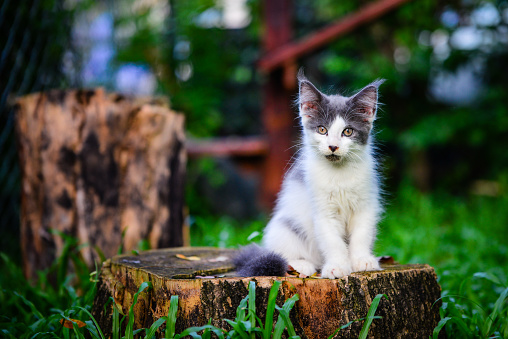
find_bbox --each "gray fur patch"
[285,160,305,183]
[280,217,307,240]
[291,166,305,182]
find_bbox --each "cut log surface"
[93,247,442,338]
[15,89,186,280]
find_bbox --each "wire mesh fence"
[0,0,75,257]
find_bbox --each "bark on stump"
[92,247,442,338]
[15,89,186,280]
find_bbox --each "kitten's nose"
[329,145,338,152]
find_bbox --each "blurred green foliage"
[113,0,508,198]
[116,0,263,138]
[305,0,508,190]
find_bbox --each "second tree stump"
[15,89,186,280]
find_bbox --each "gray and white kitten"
[235,72,384,279]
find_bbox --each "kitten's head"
[297,71,384,164]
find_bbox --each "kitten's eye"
[317,126,327,135]
[342,128,354,137]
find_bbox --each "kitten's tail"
[233,244,288,277]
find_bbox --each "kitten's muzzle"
[328,145,338,152]
[325,154,341,162]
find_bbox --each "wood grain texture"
[15,89,186,280]
[93,247,442,338]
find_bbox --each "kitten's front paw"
[351,256,381,272]
[288,260,317,276]
[321,263,352,279]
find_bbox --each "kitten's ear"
[348,79,385,123]
[298,74,323,118]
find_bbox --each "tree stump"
[92,247,442,338]
[15,89,186,280]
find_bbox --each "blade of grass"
[272,316,285,339]
[444,302,474,337]
[327,322,352,339]
[240,320,252,332]
[358,294,387,339]
[73,306,107,339]
[250,311,265,334]
[175,324,225,339]
[248,281,256,339]
[325,314,382,338]
[166,295,179,339]
[275,294,299,337]
[13,291,44,320]
[85,320,102,339]
[473,272,502,286]
[143,317,166,339]
[450,317,474,337]
[206,325,226,339]
[72,321,86,339]
[483,287,508,337]
[125,281,152,339]
[434,294,488,316]
[432,316,452,339]
[236,294,249,323]
[263,280,281,339]
[224,319,249,339]
[113,302,120,339]
[132,328,145,336]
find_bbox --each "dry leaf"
[60,318,86,329]
[175,254,201,261]
[286,266,322,279]
[287,270,299,276]
[308,273,322,279]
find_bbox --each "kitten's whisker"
[348,151,365,164]
[285,142,304,152]
[284,149,303,175]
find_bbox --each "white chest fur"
[304,146,377,219]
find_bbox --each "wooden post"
[260,0,296,209]
[258,0,411,72]
[92,247,442,338]
[15,89,186,280]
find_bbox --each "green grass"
[0,233,97,339]
[1,184,507,337]
[377,185,508,337]
[190,184,508,338]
